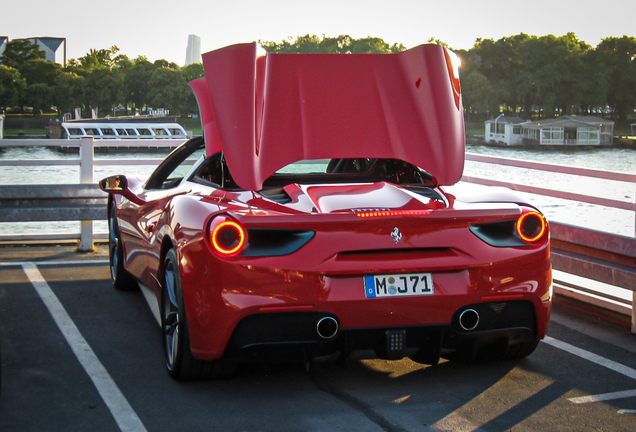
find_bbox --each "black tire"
[108,204,137,290]
[161,249,237,380]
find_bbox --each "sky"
[2,0,635,65]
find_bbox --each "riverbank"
[1,114,204,138]
[4,116,635,145]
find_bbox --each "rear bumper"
[180,244,552,360]
[221,300,539,364]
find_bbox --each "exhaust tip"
[316,316,339,339]
[459,309,480,331]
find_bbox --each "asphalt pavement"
[1,244,635,431]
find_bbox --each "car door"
[137,139,206,289]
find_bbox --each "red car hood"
[190,42,465,191]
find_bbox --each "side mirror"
[99,175,146,205]
[100,175,127,193]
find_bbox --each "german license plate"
[364,273,434,298]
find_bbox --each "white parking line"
[22,262,147,432]
[11,259,635,419]
[0,259,109,267]
[568,389,636,404]
[543,336,636,380]
[543,336,636,408]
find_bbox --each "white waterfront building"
[484,115,614,146]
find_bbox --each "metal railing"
[462,153,636,234]
[463,153,636,332]
[0,136,635,331]
[0,137,181,248]
[0,183,107,251]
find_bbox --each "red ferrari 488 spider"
[100,42,551,380]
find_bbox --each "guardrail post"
[79,136,95,251]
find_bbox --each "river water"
[463,145,635,237]
[0,144,634,237]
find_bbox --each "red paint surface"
[193,43,465,190]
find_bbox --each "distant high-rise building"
[185,35,201,65]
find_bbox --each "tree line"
[0,40,203,117]
[1,33,635,120]
[457,33,636,121]
[258,33,636,122]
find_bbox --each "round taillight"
[516,211,547,243]
[209,216,246,256]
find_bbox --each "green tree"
[469,34,531,114]
[76,46,120,70]
[549,34,594,115]
[124,57,154,113]
[577,49,609,114]
[261,34,405,54]
[84,67,124,114]
[0,39,45,68]
[0,65,27,107]
[461,70,496,118]
[25,82,54,114]
[261,34,323,53]
[464,32,618,118]
[113,53,134,73]
[182,63,205,114]
[54,71,86,115]
[147,67,191,115]
[153,59,180,70]
[19,59,63,86]
[595,36,636,120]
[513,35,565,116]
[66,46,128,116]
[182,63,204,82]
[427,38,450,48]
[348,36,405,53]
